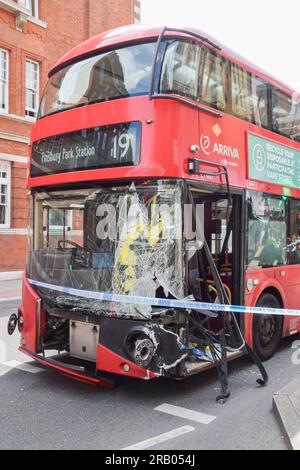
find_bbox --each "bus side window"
[252,77,269,129]
[295,102,300,142]
[230,65,269,128]
[272,88,300,141]
[247,192,287,269]
[231,63,254,123]
[160,40,202,101]
[199,50,226,111]
[287,200,300,265]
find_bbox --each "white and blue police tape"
[28,279,300,317]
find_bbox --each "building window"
[25,0,39,18]
[0,162,11,228]
[26,59,39,118]
[0,49,9,113]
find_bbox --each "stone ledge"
[0,0,29,15]
[273,377,300,450]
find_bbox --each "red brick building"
[0,0,140,279]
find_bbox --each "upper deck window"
[200,49,226,110]
[272,88,300,142]
[231,63,268,127]
[39,42,156,119]
[160,40,201,100]
[160,40,227,110]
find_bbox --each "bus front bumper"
[19,347,115,388]
[19,345,158,386]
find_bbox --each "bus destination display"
[30,121,141,177]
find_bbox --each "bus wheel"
[252,294,283,361]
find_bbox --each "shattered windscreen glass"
[27,180,184,318]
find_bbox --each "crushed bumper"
[19,347,114,388]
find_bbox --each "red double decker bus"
[9,25,300,394]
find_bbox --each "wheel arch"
[245,282,285,347]
[257,286,284,309]
[252,289,284,360]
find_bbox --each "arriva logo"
[200,134,240,160]
[200,134,211,156]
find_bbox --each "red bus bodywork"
[18,25,300,385]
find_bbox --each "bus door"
[187,190,244,312]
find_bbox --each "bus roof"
[50,24,299,98]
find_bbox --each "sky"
[141,0,299,92]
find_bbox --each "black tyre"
[252,294,283,361]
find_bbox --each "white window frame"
[25,0,39,18]
[25,58,39,118]
[0,48,9,114]
[0,161,11,229]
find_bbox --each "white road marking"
[2,360,45,374]
[155,403,216,424]
[122,425,195,450]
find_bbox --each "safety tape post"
[28,279,300,317]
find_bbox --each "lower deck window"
[247,192,287,269]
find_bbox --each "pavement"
[0,278,22,302]
[273,377,300,450]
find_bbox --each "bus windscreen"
[27,181,184,319]
[38,42,156,119]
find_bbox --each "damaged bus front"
[13,178,267,397]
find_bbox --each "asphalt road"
[0,299,299,450]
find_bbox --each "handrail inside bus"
[149,27,223,117]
